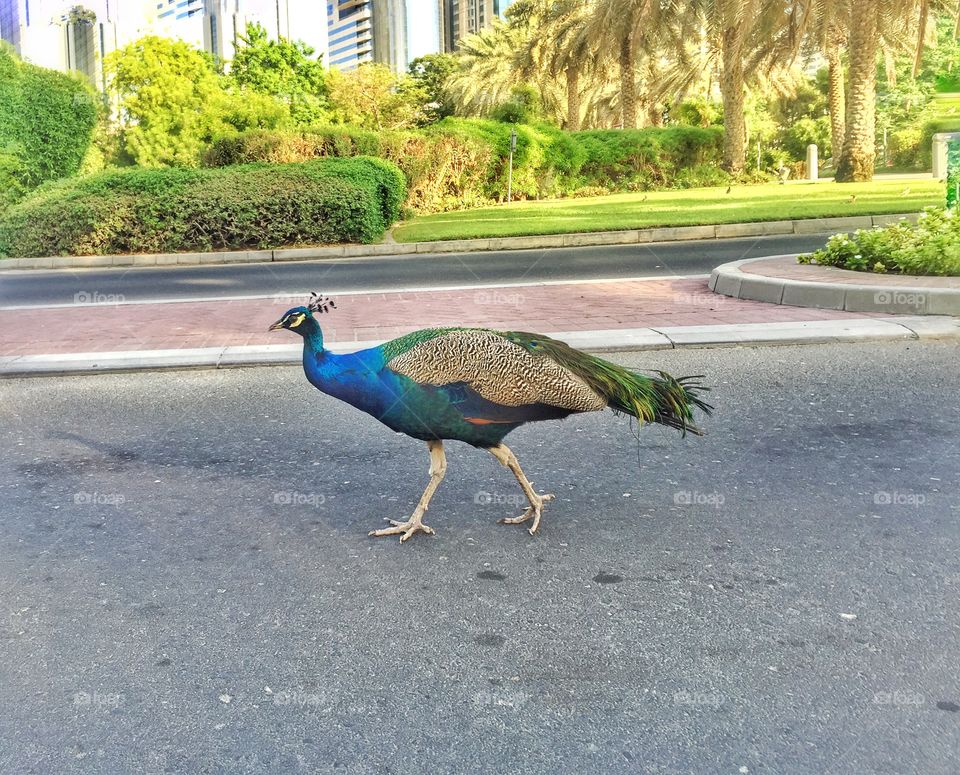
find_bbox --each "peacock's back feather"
[380,328,712,436]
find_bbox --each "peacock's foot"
[497,494,555,536]
[368,516,435,543]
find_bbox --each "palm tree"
[678,0,804,173]
[542,0,595,130]
[585,0,650,129]
[811,0,850,161]
[444,21,529,116]
[513,0,595,130]
[834,0,923,181]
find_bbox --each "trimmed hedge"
[0,46,98,207]
[205,126,491,213]
[204,120,727,213]
[0,157,405,257]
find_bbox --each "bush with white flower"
[798,207,960,276]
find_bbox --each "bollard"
[931,132,960,180]
[947,137,960,209]
[806,144,818,181]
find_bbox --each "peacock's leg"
[487,444,555,535]
[369,440,446,542]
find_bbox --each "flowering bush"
[798,207,960,276]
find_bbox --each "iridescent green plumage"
[497,330,712,435]
[272,303,714,540]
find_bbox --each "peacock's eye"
[288,313,306,328]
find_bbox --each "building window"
[210,13,218,57]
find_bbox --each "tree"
[327,64,427,131]
[834,0,922,181]
[685,0,804,173]
[228,22,328,126]
[524,0,594,130]
[586,0,652,129]
[444,21,530,116]
[407,53,458,123]
[105,36,288,167]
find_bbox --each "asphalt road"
[2,340,959,774]
[0,233,831,309]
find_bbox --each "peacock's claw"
[497,494,555,535]
[368,517,435,542]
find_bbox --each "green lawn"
[392,178,942,243]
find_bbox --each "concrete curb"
[710,255,960,315]
[3,317,957,378]
[0,212,921,272]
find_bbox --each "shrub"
[206,125,492,212]
[888,126,924,168]
[0,157,405,257]
[780,116,831,162]
[0,46,98,206]
[205,120,727,212]
[573,126,726,190]
[798,208,960,276]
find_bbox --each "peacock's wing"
[384,328,608,412]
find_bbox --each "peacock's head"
[268,293,336,335]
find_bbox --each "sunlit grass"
[393,178,942,243]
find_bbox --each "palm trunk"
[646,56,663,126]
[826,28,845,161]
[619,33,637,129]
[914,0,929,78]
[720,26,747,174]
[835,0,879,182]
[566,63,580,131]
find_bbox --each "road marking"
[0,274,710,311]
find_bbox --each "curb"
[0,212,921,272]
[710,256,960,315]
[3,317,958,378]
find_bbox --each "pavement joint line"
[0,274,712,311]
[3,317,956,378]
[0,212,918,272]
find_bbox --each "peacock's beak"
[268,318,285,332]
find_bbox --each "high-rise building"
[0,0,326,88]
[327,0,374,70]
[328,0,413,72]
[441,0,508,51]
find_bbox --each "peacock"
[269,293,712,542]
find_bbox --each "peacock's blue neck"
[299,317,325,354]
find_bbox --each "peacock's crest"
[307,292,337,315]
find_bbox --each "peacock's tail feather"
[501,331,713,436]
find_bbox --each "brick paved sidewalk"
[0,277,878,357]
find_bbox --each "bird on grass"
[269,293,712,542]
